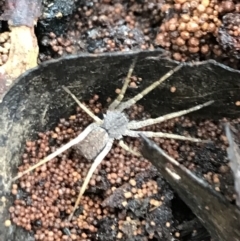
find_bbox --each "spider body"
[74,126,108,160]
[12,61,214,221]
[74,110,129,160]
[102,110,129,139]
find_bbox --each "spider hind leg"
[68,139,114,221]
[12,123,98,181]
[62,86,102,123]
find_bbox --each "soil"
[9,90,239,240]
[0,1,239,240]
[2,0,240,69]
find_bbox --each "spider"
[12,60,214,221]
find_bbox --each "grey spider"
[12,60,213,221]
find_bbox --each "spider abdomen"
[102,110,128,139]
[73,127,109,160]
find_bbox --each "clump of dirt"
[34,0,240,69]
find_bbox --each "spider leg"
[126,130,211,143]
[128,101,214,129]
[117,64,183,112]
[12,123,98,181]
[109,58,137,110]
[62,86,102,123]
[118,140,141,156]
[68,139,114,221]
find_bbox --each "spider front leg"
[109,57,137,111]
[12,123,98,181]
[128,101,214,130]
[126,130,211,143]
[117,64,183,112]
[68,139,114,221]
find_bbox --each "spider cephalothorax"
[12,60,214,221]
[102,111,129,139]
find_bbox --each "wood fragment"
[225,123,240,208]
